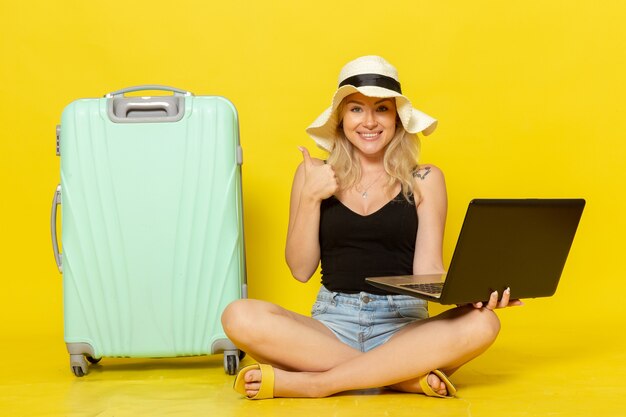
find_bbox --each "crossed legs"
[221,298,500,398]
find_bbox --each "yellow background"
[1,0,625,414]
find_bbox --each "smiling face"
[340,92,398,159]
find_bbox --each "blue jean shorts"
[311,285,429,352]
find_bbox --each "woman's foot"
[238,366,327,398]
[388,372,450,396]
[422,372,450,396]
[233,364,277,399]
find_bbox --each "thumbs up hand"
[298,146,339,201]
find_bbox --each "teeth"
[361,132,380,138]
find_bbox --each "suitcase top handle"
[105,86,191,124]
[105,85,193,98]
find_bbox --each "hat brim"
[306,85,437,151]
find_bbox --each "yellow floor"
[1,315,625,417]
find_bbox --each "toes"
[245,369,262,383]
[438,381,447,396]
[427,373,439,388]
[243,369,262,397]
[244,381,261,398]
[245,382,261,391]
[428,373,448,396]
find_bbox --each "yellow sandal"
[419,369,457,398]
[233,364,275,400]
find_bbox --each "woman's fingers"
[477,288,524,310]
[298,146,315,171]
[297,146,338,200]
[498,288,511,308]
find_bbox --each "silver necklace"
[356,171,385,199]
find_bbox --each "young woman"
[221,55,521,399]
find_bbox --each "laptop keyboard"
[400,282,444,294]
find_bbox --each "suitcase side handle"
[51,184,63,273]
[105,85,192,98]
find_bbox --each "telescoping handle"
[51,184,62,273]
[104,85,192,98]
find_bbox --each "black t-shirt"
[319,192,417,295]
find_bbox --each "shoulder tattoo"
[413,166,432,180]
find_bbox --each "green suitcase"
[51,86,246,376]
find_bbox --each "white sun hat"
[306,55,437,151]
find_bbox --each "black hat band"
[338,73,402,94]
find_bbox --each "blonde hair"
[326,100,422,203]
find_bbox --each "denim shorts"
[311,285,429,352]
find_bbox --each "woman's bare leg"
[236,305,501,398]
[386,305,500,394]
[221,299,360,372]
[223,299,455,396]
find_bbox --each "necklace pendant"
[362,191,368,199]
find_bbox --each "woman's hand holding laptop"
[471,287,524,310]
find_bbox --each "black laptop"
[365,199,585,305]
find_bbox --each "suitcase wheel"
[224,349,245,375]
[225,353,238,375]
[72,366,85,377]
[70,354,89,377]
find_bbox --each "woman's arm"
[285,147,338,282]
[412,165,448,275]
